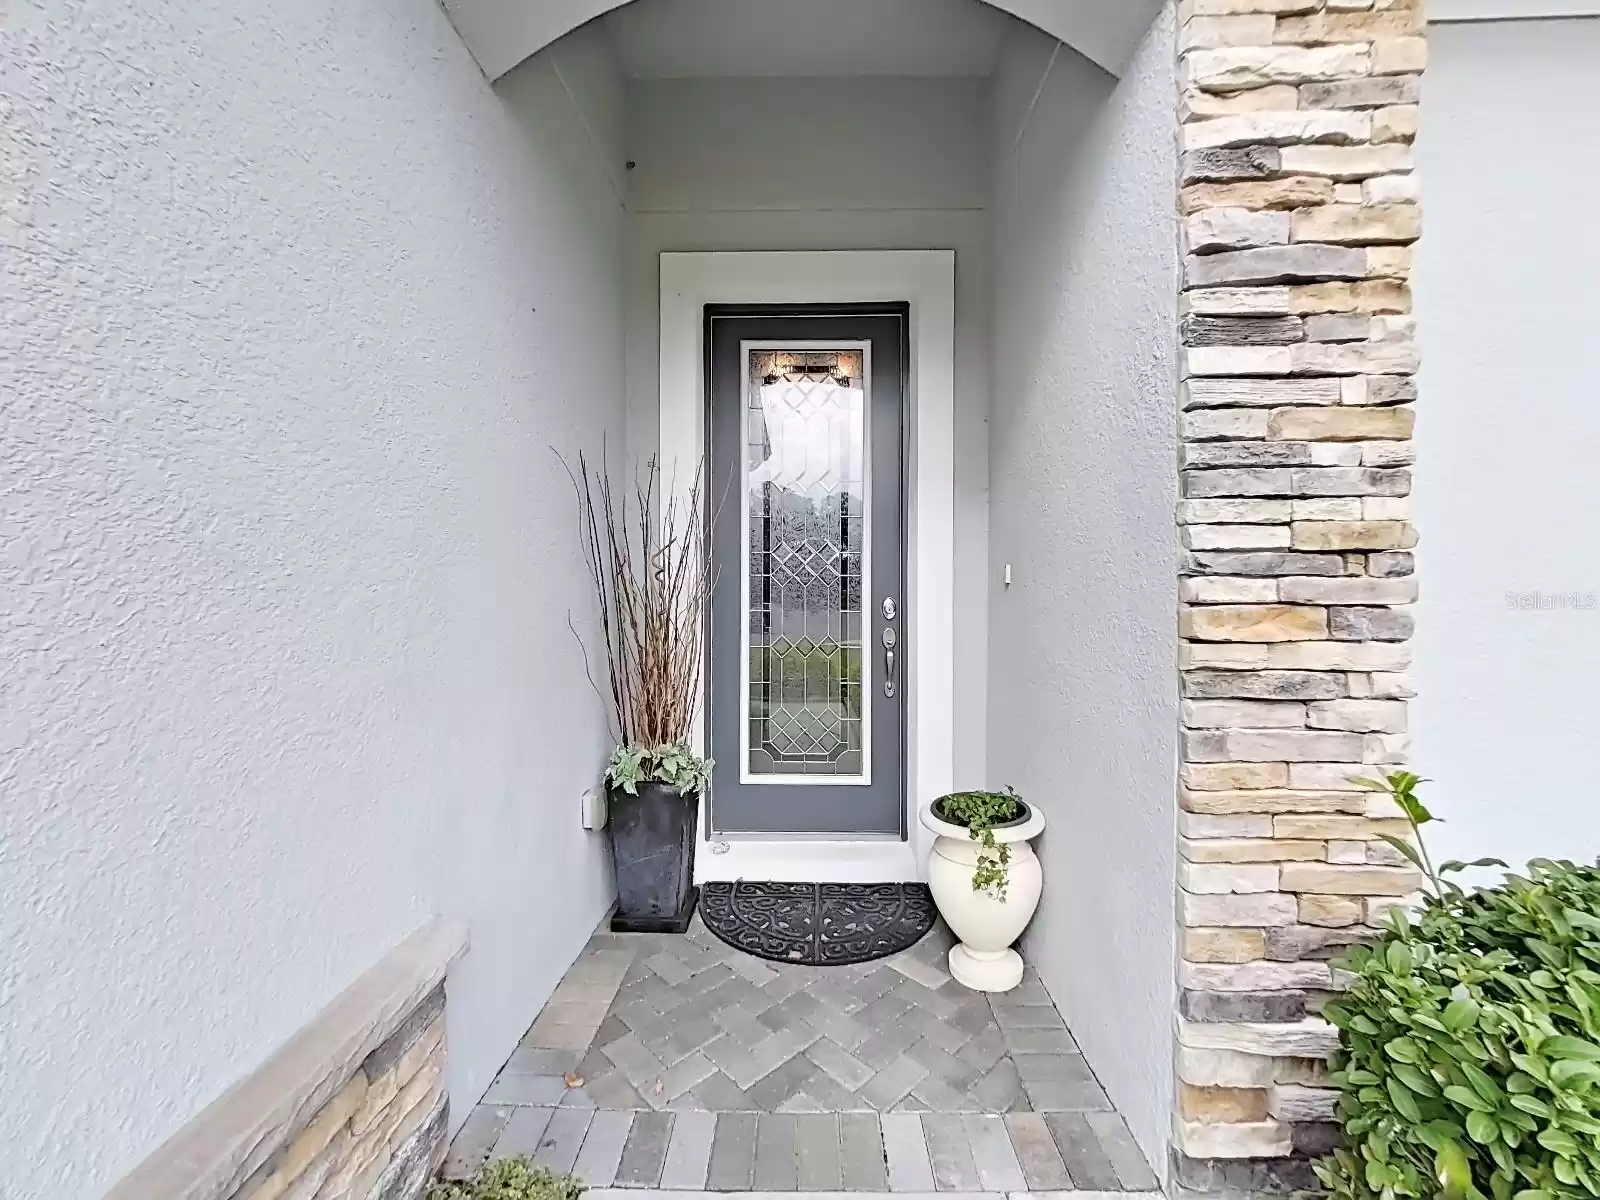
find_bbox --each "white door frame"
[658,250,956,883]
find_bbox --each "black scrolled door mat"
[698,880,937,966]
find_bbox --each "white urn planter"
[921,799,1046,992]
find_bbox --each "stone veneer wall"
[1171,1,1423,1195]
[233,987,450,1200]
[105,923,463,1200]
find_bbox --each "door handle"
[882,627,897,698]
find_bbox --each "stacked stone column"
[1171,2,1423,1195]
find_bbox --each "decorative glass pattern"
[744,348,868,779]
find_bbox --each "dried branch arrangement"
[562,450,713,750]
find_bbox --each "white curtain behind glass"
[747,378,865,503]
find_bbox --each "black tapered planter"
[607,780,699,933]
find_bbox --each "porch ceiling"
[603,0,1010,79]
[442,0,1166,83]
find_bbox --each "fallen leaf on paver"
[563,1072,583,1088]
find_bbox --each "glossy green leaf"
[1565,908,1600,934]
[1419,1121,1463,1153]
[1461,1060,1505,1104]
[1537,1128,1581,1157]
[1544,1035,1600,1062]
[1394,1063,1441,1097]
[1379,832,1429,875]
[1489,1137,1516,1177]
[1466,1109,1498,1144]
[1445,998,1482,1032]
[1529,940,1568,969]
[1564,1111,1600,1136]
[1365,1156,1389,1190]
[1508,1094,1552,1119]
[1446,1085,1494,1113]
[1500,1108,1537,1134]
[1442,858,1510,874]
[1435,1138,1476,1200]
[1386,1036,1423,1064]
[1388,1075,1422,1121]
[1550,1059,1600,1088]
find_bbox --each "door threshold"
[694,837,921,884]
[714,830,904,842]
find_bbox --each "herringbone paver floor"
[443,915,1159,1193]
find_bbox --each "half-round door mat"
[698,880,937,966]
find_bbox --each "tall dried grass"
[562,451,712,748]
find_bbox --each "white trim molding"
[658,250,956,884]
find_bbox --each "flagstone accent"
[1174,0,1422,1192]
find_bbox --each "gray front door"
[706,307,907,836]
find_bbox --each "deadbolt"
[882,596,897,620]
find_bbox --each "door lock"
[882,627,897,698]
[882,596,897,621]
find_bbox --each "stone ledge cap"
[104,917,469,1200]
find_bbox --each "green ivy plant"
[1318,773,1600,1200]
[605,742,711,798]
[428,1158,584,1200]
[934,788,1025,900]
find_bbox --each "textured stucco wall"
[0,3,624,1196]
[1414,18,1600,872]
[622,75,994,788]
[987,9,1179,1168]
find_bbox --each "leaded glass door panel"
[706,308,906,836]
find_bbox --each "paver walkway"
[443,916,1159,1193]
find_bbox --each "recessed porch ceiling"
[603,0,1010,79]
[442,0,1166,83]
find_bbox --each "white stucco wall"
[1413,17,1600,874]
[987,10,1178,1169]
[622,75,995,787]
[1,3,625,1196]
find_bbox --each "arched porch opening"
[466,0,1181,1179]
[444,0,1165,82]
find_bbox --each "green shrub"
[428,1158,585,1200]
[1319,776,1600,1200]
